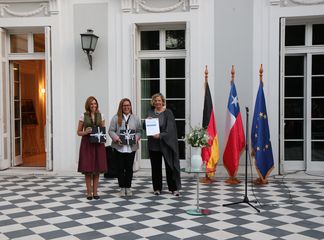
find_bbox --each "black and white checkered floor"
[0,175,324,240]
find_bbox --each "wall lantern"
[80,29,99,70]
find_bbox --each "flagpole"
[224,65,241,185]
[252,64,272,185]
[200,65,215,184]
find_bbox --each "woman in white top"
[108,98,141,197]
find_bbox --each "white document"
[145,118,160,136]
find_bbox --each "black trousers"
[115,151,135,188]
[149,150,177,192]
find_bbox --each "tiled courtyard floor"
[0,175,323,240]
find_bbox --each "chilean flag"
[223,82,245,178]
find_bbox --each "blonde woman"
[145,93,181,196]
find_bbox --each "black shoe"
[86,196,93,200]
[93,195,100,200]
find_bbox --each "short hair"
[151,93,166,107]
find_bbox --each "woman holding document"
[145,93,181,196]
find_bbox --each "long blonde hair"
[117,98,133,126]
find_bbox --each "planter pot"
[190,147,203,171]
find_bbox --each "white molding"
[49,0,58,14]
[269,0,280,5]
[290,0,324,4]
[189,0,199,9]
[0,3,49,17]
[121,0,132,12]
[134,0,186,13]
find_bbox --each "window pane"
[285,120,303,139]
[166,100,185,118]
[15,120,20,138]
[166,59,185,78]
[285,25,305,46]
[312,77,324,97]
[15,138,21,156]
[141,59,160,78]
[312,142,324,161]
[312,24,324,45]
[166,80,185,98]
[312,55,324,75]
[166,30,185,49]
[285,56,304,76]
[285,99,303,118]
[141,140,149,159]
[178,140,185,160]
[141,80,159,98]
[33,33,45,52]
[141,100,152,119]
[14,82,20,100]
[312,98,324,118]
[141,31,159,50]
[10,34,28,53]
[14,101,20,119]
[285,77,303,97]
[312,120,324,140]
[285,141,303,161]
[176,120,185,139]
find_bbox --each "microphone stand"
[223,107,260,213]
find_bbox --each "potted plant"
[185,127,210,170]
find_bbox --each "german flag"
[201,81,219,173]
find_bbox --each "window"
[9,33,45,54]
[282,20,324,169]
[139,27,187,161]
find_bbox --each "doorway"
[11,60,46,167]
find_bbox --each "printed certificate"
[145,118,160,136]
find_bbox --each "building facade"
[0,0,323,175]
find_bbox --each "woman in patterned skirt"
[77,96,107,200]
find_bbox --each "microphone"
[245,107,249,113]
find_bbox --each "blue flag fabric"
[251,82,274,179]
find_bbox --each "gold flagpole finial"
[204,65,208,83]
[231,65,235,83]
[259,64,263,83]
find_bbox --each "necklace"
[154,109,164,115]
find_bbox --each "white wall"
[214,0,254,174]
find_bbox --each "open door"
[10,62,23,166]
[45,26,52,170]
[0,28,10,170]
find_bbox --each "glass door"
[0,27,10,170]
[11,62,22,165]
[138,27,187,168]
[281,20,324,172]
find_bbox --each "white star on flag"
[231,95,239,108]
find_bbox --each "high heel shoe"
[93,195,100,200]
[86,195,93,200]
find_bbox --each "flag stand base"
[199,175,215,184]
[252,177,269,185]
[222,107,260,213]
[225,177,241,185]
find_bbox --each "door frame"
[5,26,53,170]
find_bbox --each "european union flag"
[251,82,274,180]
